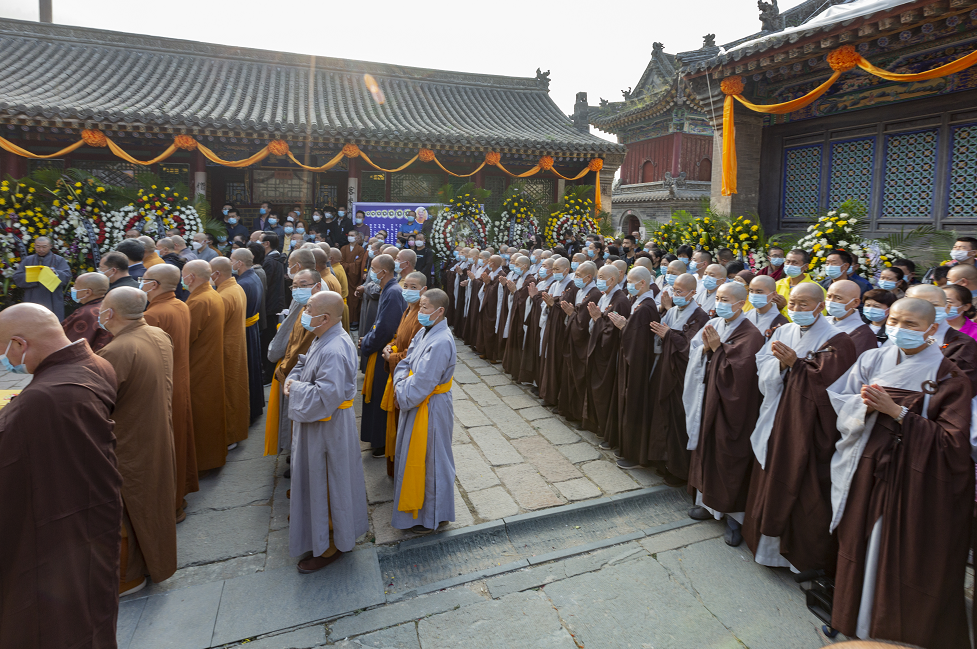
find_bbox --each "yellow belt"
[398,374,453,518]
[318,399,354,422]
[245,312,260,327]
[361,352,378,403]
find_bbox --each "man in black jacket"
[414,232,434,286]
[260,231,287,384]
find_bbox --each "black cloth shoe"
[371,446,386,458]
[283,467,291,479]
[688,505,713,521]
[616,458,640,469]
[662,470,687,488]
[724,517,743,547]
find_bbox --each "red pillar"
[3,149,27,180]
[671,132,683,178]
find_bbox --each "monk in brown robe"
[461,250,489,347]
[536,257,575,399]
[826,279,878,356]
[183,259,228,472]
[381,271,426,475]
[647,268,709,485]
[828,297,973,648]
[501,255,535,377]
[744,274,788,340]
[212,257,250,448]
[611,266,661,468]
[340,229,366,321]
[743,282,856,573]
[907,284,977,397]
[684,282,765,547]
[62,271,113,352]
[138,235,165,269]
[558,261,602,423]
[328,247,351,333]
[142,264,199,521]
[97,288,178,595]
[0,304,121,649]
[476,255,506,362]
[583,264,630,443]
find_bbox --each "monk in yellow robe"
[212,257,249,447]
[183,259,227,472]
[329,247,351,332]
[138,235,165,268]
[312,246,344,295]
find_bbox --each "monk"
[183,259,227,472]
[340,229,366,323]
[328,247,351,333]
[557,261,602,422]
[743,275,788,340]
[138,235,165,268]
[285,291,368,573]
[62,271,113,351]
[501,255,535,378]
[611,266,661,468]
[461,250,489,347]
[391,289,457,534]
[826,279,878,356]
[694,264,727,316]
[583,264,630,444]
[97,288,178,594]
[684,282,765,547]
[142,264,199,520]
[743,282,856,572]
[0,304,121,649]
[212,257,250,448]
[476,255,506,363]
[905,283,977,397]
[447,247,470,332]
[380,271,426,476]
[647,269,709,485]
[232,248,266,424]
[360,253,406,456]
[525,257,565,390]
[828,297,973,648]
[395,248,417,287]
[311,246,344,295]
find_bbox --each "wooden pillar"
[347,157,360,207]
[671,132,683,178]
[3,149,27,180]
[191,150,207,200]
[474,159,484,190]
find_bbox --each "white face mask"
[192,241,203,250]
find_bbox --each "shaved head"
[231,248,254,266]
[74,272,109,295]
[553,257,570,273]
[577,261,597,278]
[891,297,936,327]
[667,260,686,275]
[612,259,628,276]
[634,257,653,271]
[750,275,777,293]
[948,264,977,285]
[906,283,948,306]
[405,271,428,288]
[137,235,156,253]
[210,257,232,274]
[705,263,728,279]
[598,264,620,284]
[144,263,180,291]
[674,273,698,292]
[328,247,343,263]
[628,266,652,284]
[826,279,861,306]
[373,253,395,273]
[717,281,747,303]
[183,259,211,278]
[422,288,449,312]
[103,286,148,320]
[156,237,175,253]
[0,303,71,372]
[791,282,824,301]
[307,290,345,321]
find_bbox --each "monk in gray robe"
[284,291,369,573]
[391,289,457,534]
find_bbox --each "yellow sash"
[245,312,260,327]
[263,360,283,456]
[397,375,453,518]
[318,399,354,422]
[361,352,378,403]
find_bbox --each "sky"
[0,0,807,144]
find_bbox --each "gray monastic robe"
[12,251,72,321]
[391,318,457,530]
[287,323,369,555]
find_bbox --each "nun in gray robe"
[391,318,457,531]
[287,322,369,556]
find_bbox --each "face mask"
[394,261,403,273]
[659,265,668,276]
[265,218,277,227]
[289,240,298,249]
[887,325,929,350]
[368,250,376,258]
[296,228,305,235]
[530,256,538,264]
[344,236,355,245]
[407,216,415,223]
[538,268,548,279]
[313,214,322,222]
[587,249,595,257]
[603,252,610,260]
[137,279,152,292]
[947,306,960,319]
[408,241,415,247]
[784,264,803,278]
[827,300,851,318]
[574,277,585,289]
[715,301,737,319]
[825,265,843,279]
[295,210,301,217]
[627,282,639,296]
[678,258,689,267]
[300,311,321,333]
[259,208,267,215]
[97,308,111,331]
[878,279,897,291]
[702,276,718,291]
[218,236,227,243]
[863,306,887,322]
[950,249,971,262]
[292,287,313,305]
[571,262,579,271]
[338,211,345,217]
[553,272,565,281]
[417,310,437,327]
[287,216,295,222]
[369,270,379,283]
[192,241,203,250]
[223,209,229,216]
[665,273,677,286]
[748,293,768,308]
[228,217,238,225]
[0,339,28,374]
[673,294,688,307]
[934,308,948,325]
[788,308,818,326]
[502,254,510,261]
[596,279,608,291]
[356,218,364,224]
[687,261,699,273]
[403,289,421,304]
[70,288,86,303]
[416,242,424,248]
[512,267,523,277]
[284,226,294,234]
[770,257,785,267]
[181,276,191,290]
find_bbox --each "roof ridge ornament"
[535,68,550,89]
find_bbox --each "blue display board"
[352,202,437,245]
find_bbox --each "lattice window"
[391,173,441,203]
[828,139,874,210]
[484,176,507,215]
[361,173,386,202]
[947,124,977,219]
[225,182,248,205]
[881,129,938,219]
[159,163,189,188]
[28,159,64,174]
[523,178,555,225]
[73,160,139,188]
[781,145,822,220]
[252,169,312,204]
[316,182,338,210]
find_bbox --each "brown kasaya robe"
[98,320,178,584]
[217,277,250,445]
[145,292,199,507]
[502,276,535,377]
[340,243,365,319]
[275,305,316,384]
[538,281,577,402]
[186,284,227,471]
[687,318,765,514]
[743,332,856,573]
[848,322,879,357]
[647,304,709,479]
[62,297,113,352]
[617,294,661,465]
[582,289,631,442]
[832,358,973,649]
[332,263,351,333]
[942,326,977,397]
[558,285,602,422]
[0,341,121,649]
[477,268,504,361]
[495,276,513,364]
[462,274,483,347]
[443,265,456,323]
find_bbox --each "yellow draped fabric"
[381,374,397,459]
[245,312,260,327]
[594,168,601,213]
[857,48,977,81]
[0,136,84,159]
[493,162,542,178]
[433,158,486,178]
[197,142,272,168]
[106,138,178,166]
[318,399,354,422]
[397,375,453,518]
[732,70,843,114]
[359,151,420,173]
[361,351,378,403]
[286,151,346,172]
[721,95,737,197]
[263,361,283,456]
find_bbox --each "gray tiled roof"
[0,18,623,156]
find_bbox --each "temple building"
[0,18,624,227]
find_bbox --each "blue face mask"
[934,308,948,324]
[863,306,888,322]
[181,276,191,290]
[770,257,785,267]
[338,211,345,217]
[665,273,678,286]
[553,272,565,281]
[530,256,538,264]
[886,325,929,350]
[587,249,595,257]
[596,279,608,291]
[369,270,379,283]
[603,252,610,260]
[715,301,738,319]
[878,279,897,291]
[394,261,403,273]
[825,265,843,279]
[627,282,639,296]
[787,308,818,326]
[418,309,439,327]
[268,218,278,226]
[369,250,376,258]
[702,276,719,291]
[503,254,510,261]
[70,287,85,303]
[748,293,768,308]
[659,265,668,276]
[403,289,421,303]
[300,311,321,333]
[513,267,523,277]
[223,209,229,216]
[784,264,803,278]
[259,207,267,215]
[228,217,238,225]
[296,228,305,235]
[678,257,689,267]
[284,226,294,234]
[292,287,313,305]
[538,268,548,279]
[687,261,699,273]
[574,277,585,289]
[218,235,227,243]
[571,262,580,271]
[97,309,111,331]
[673,294,689,307]
[0,339,28,374]
[947,306,960,320]
[827,300,850,318]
